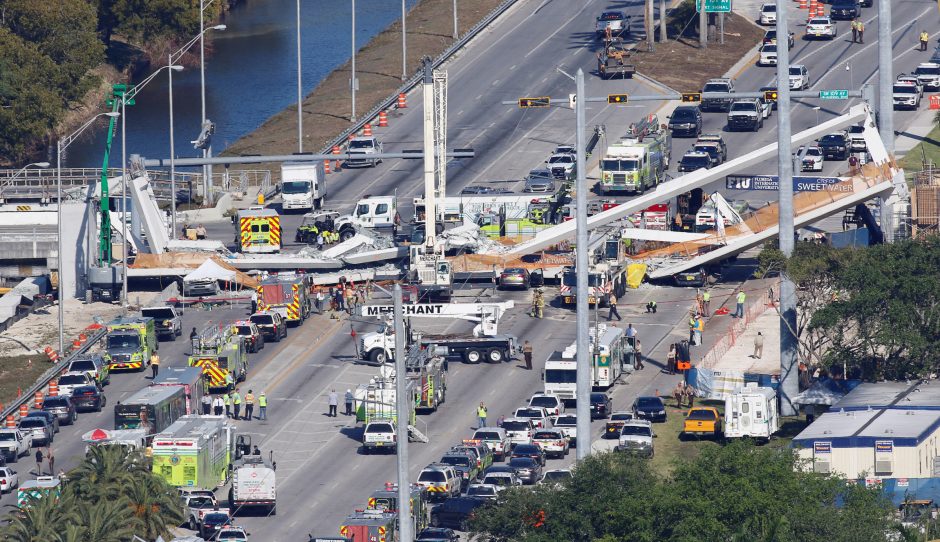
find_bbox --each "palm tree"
[3,491,78,542]
[68,445,148,500]
[77,497,142,542]
[124,476,185,542]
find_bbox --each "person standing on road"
[625,323,637,339]
[692,315,704,346]
[634,339,644,370]
[213,395,224,416]
[851,18,858,43]
[753,332,764,359]
[921,31,930,51]
[201,393,211,415]
[666,344,677,375]
[673,382,685,408]
[244,390,255,421]
[150,351,160,379]
[522,341,533,370]
[734,290,746,319]
[250,290,258,314]
[232,388,242,420]
[224,392,231,418]
[328,390,339,417]
[344,389,354,416]
[477,402,488,428]
[702,290,710,316]
[47,447,54,475]
[856,18,864,44]
[607,292,622,321]
[685,383,696,408]
[258,392,267,420]
[35,448,43,475]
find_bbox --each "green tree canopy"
[471,443,896,542]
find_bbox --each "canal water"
[63,0,418,167]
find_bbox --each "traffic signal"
[681,92,702,103]
[608,94,629,104]
[518,97,551,108]
[764,89,778,103]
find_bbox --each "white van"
[724,383,779,440]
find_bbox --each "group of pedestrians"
[322,281,371,317]
[35,447,54,476]
[849,18,865,44]
[209,388,267,421]
[326,389,356,417]
[672,381,697,408]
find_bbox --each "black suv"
[817,132,850,160]
[249,312,287,342]
[828,0,860,20]
[668,106,703,138]
[41,396,77,425]
[430,497,489,531]
[633,396,667,423]
[590,392,613,419]
[416,528,460,542]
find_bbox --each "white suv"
[500,418,534,447]
[528,393,564,416]
[893,81,921,110]
[788,65,810,91]
[417,464,461,500]
[915,63,940,91]
[806,17,837,40]
[57,371,95,396]
[362,420,397,454]
[759,3,776,25]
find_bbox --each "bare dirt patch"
[223,0,506,159]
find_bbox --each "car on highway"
[66,354,109,387]
[915,63,940,91]
[539,468,572,487]
[57,371,97,397]
[438,452,481,489]
[897,75,924,98]
[758,3,776,25]
[677,151,711,173]
[18,416,54,446]
[817,131,851,160]
[762,28,794,49]
[528,393,564,416]
[216,526,250,541]
[828,0,860,20]
[500,418,534,447]
[524,168,556,193]
[617,419,655,457]
[590,392,613,419]
[452,441,493,471]
[0,466,18,493]
[546,153,576,180]
[471,428,511,461]
[788,65,810,90]
[531,429,569,458]
[848,124,867,152]
[498,267,530,290]
[554,144,576,155]
[71,384,109,413]
[232,320,265,353]
[346,136,383,167]
[23,411,58,434]
[429,496,489,530]
[362,420,397,454]
[465,483,499,502]
[417,464,461,501]
[0,429,30,462]
[697,133,727,160]
[667,106,703,138]
[632,396,667,423]
[674,267,708,288]
[595,11,630,37]
[805,17,837,40]
[249,311,287,342]
[513,406,551,429]
[893,80,922,110]
[183,494,219,531]
[480,471,522,491]
[798,145,825,172]
[693,142,723,166]
[510,443,546,466]
[604,411,636,439]
[552,413,577,444]
[507,456,543,485]
[200,511,231,540]
[416,527,461,542]
[700,78,735,112]
[757,43,777,67]
[41,395,77,425]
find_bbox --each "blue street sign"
[725,175,852,192]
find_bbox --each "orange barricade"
[48,380,59,397]
[378,111,388,127]
[397,93,407,108]
[5,416,14,428]
[33,392,43,409]
[18,404,28,418]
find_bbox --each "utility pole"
[659,0,667,43]
[877,0,893,154]
[401,0,407,80]
[452,0,458,40]
[393,284,412,542]
[646,0,655,52]
[351,0,358,122]
[296,0,303,153]
[574,68,591,462]
[699,0,707,48]
[775,0,798,417]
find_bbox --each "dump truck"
[599,115,670,195]
[230,451,277,514]
[151,415,236,489]
[257,273,311,325]
[597,37,635,79]
[103,317,157,372]
[235,206,281,253]
[188,325,249,391]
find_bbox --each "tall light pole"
[120,64,183,307]
[297,0,304,152]
[199,0,219,206]
[574,68,590,462]
[169,24,224,237]
[452,0,458,40]
[57,114,116,351]
[878,0,893,154]
[392,284,412,542]
[351,0,358,122]
[774,0,798,417]
[401,0,407,80]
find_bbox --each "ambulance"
[235,206,281,253]
[151,415,236,489]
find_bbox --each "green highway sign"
[695,0,732,12]
[819,90,849,100]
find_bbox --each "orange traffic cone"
[4,416,13,428]
[799,0,807,8]
[397,93,407,108]
[18,404,27,418]
[363,123,373,137]
[332,145,342,171]
[33,391,43,408]
[48,379,58,397]
[324,159,331,174]
[378,111,388,127]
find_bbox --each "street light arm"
[123,65,177,102]
[60,112,120,151]
[170,24,225,63]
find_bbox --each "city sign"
[695,0,732,12]
[819,90,849,100]
[725,175,852,192]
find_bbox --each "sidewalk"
[895,107,937,158]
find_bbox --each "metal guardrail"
[0,327,107,423]
[319,0,520,155]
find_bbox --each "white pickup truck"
[362,420,397,454]
[346,136,383,168]
[184,495,223,532]
[0,429,31,462]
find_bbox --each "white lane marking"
[523,1,593,58]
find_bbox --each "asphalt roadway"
[9,0,939,539]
